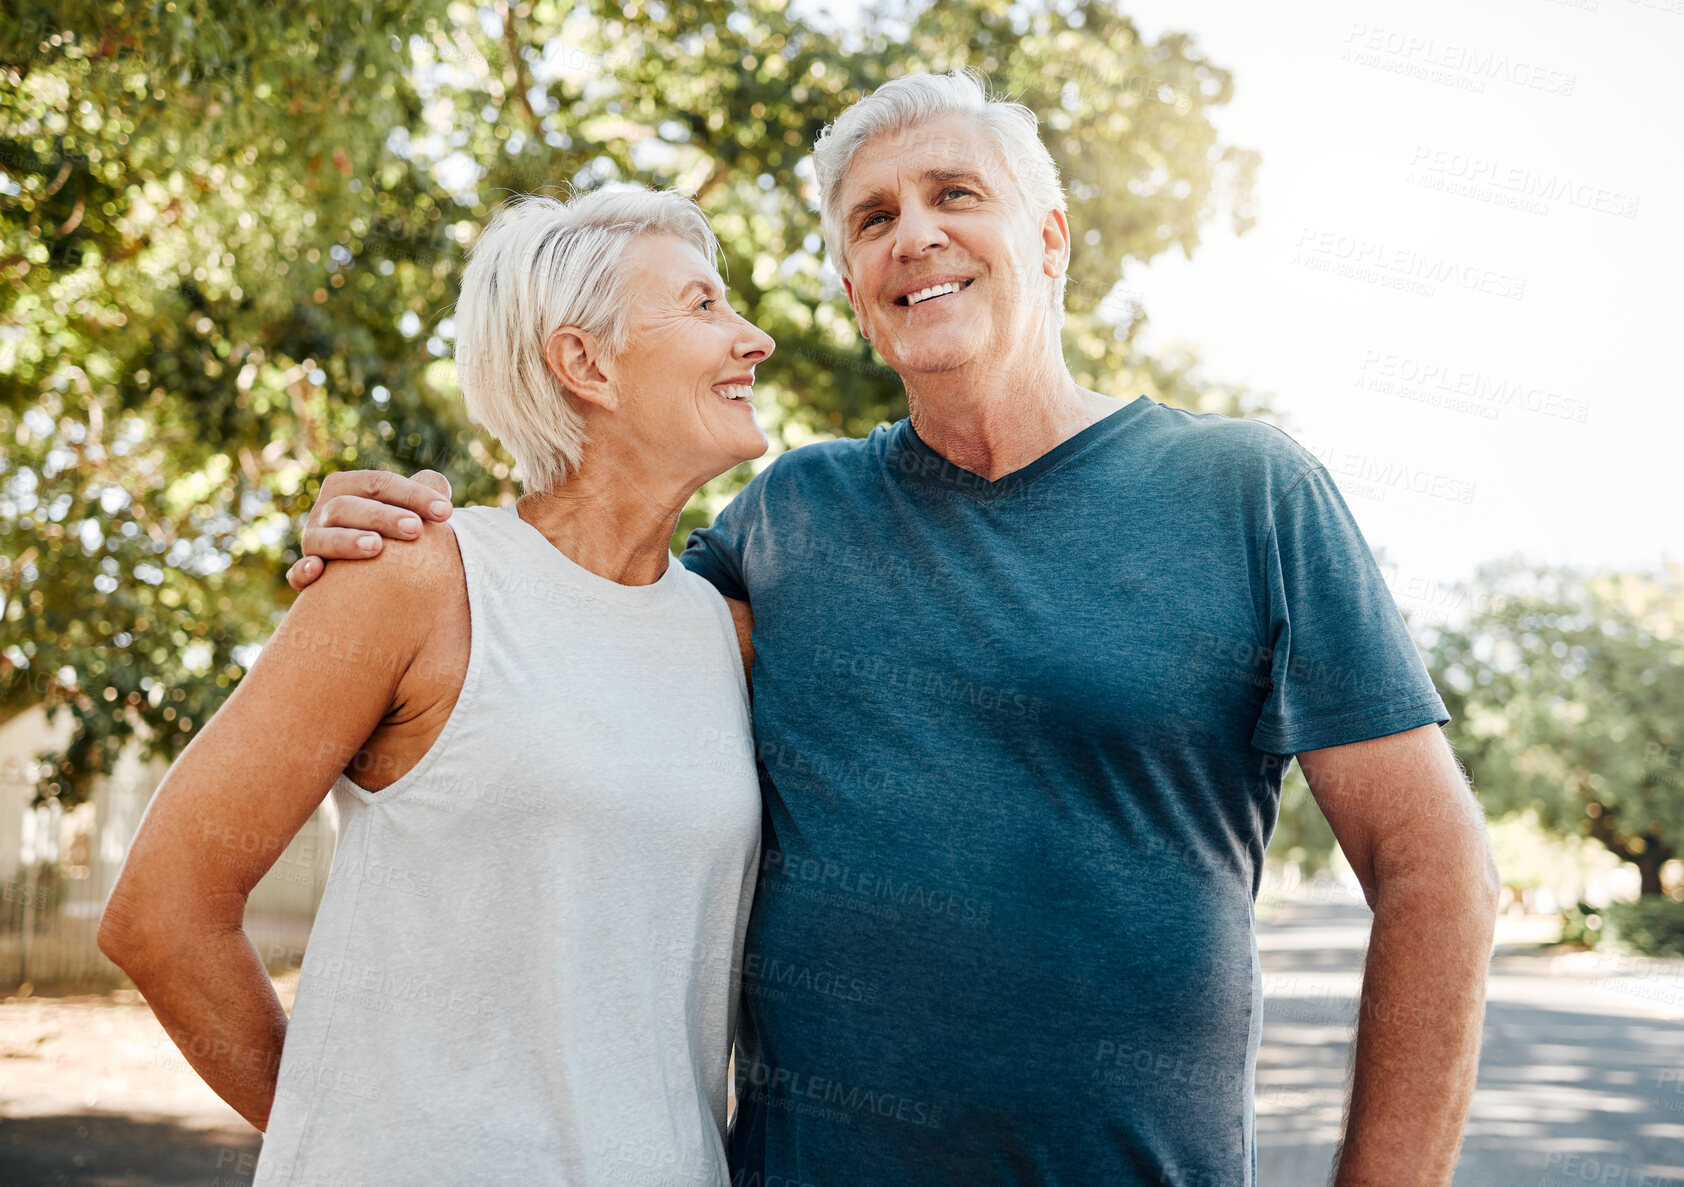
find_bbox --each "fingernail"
[429,500,451,518]
[399,516,421,536]
[358,535,380,553]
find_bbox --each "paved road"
[1258,894,1684,1186]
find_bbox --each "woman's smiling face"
[603,234,776,478]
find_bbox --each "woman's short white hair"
[812,68,1069,326]
[453,185,721,491]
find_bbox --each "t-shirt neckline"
[890,394,1154,501]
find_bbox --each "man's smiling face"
[837,113,1066,380]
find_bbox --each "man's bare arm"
[1295,724,1499,1187]
[724,595,754,690]
[286,469,456,591]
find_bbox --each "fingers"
[286,556,322,593]
[289,469,455,591]
[409,470,453,511]
[290,516,394,593]
[316,491,435,539]
[316,469,453,524]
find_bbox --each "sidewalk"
[0,980,292,1185]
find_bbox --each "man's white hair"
[453,186,721,492]
[812,68,1069,326]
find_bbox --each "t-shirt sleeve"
[1250,464,1450,755]
[679,479,758,602]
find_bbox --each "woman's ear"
[544,326,618,412]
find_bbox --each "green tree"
[2,0,474,802]
[1423,562,1684,897]
[4,0,1267,806]
[1267,762,1340,878]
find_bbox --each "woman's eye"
[699,298,715,311]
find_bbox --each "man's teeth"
[905,281,966,306]
[716,384,753,401]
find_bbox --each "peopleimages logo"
[762,849,993,925]
[1342,23,1578,96]
[1293,227,1526,302]
[1354,349,1591,425]
[1297,437,1479,506]
[1407,146,1640,219]
[738,1058,947,1129]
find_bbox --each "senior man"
[289,71,1498,1186]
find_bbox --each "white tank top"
[255,504,761,1186]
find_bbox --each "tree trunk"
[1583,808,1675,897]
[1636,853,1667,898]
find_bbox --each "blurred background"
[1,0,1680,1182]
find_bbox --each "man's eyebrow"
[926,167,988,189]
[847,188,893,225]
[846,167,991,226]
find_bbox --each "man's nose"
[892,199,947,259]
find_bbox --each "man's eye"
[860,212,889,230]
[942,187,972,201]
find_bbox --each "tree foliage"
[1423,562,1684,897]
[3,0,1266,805]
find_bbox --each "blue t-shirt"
[680,395,1448,1186]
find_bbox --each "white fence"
[1,707,337,992]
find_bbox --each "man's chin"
[884,346,977,378]
[879,322,990,377]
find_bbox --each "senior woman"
[97,186,773,1185]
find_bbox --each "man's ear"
[1041,207,1072,283]
[842,276,870,341]
[543,326,617,411]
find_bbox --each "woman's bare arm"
[98,525,463,1129]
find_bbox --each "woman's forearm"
[113,919,290,1130]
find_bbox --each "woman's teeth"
[716,384,754,401]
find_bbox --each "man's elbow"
[1474,842,1502,921]
[1436,834,1501,915]
[1375,825,1501,924]
[1449,805,1502,920]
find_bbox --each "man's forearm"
[110,922,289,1130]
[1331,869,1496,1186]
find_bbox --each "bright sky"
[1110,0,1682,605]
[801,0,1682,611]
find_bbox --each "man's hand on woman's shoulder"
[287,469,457,592]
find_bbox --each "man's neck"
[903,346,1119,481]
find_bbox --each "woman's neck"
[516,450,697,587]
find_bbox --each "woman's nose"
[735,316,775,362]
